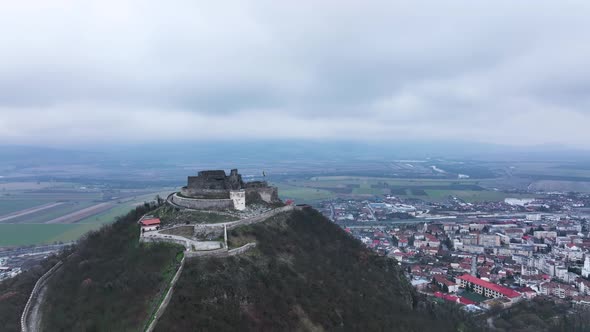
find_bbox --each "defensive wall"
[170,193,234,210]
[21,261,63,332]
[180,187,230,199]
[144,256,185,332]
[185,242,257,259]
[193,205,294,238]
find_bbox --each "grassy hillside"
[39,204,184,331]
[155,208,476,332]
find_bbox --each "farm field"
[276,183,336,203]
[275,176,535,204]
[2,202,96,224]
[0,200,53,216]
[0,224,102,246]
[0,183,172,247]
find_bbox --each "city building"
[456,274,521,302]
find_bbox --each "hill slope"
[155,208,475,331]
[38,204,184,331]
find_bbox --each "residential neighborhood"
[319,191,590,310]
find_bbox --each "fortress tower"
[172,169,280,211]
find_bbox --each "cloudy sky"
[1,1,590,147]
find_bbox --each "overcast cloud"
[1,0,590,147]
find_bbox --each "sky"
[1,1,590,148]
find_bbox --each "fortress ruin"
[170,169,279,211]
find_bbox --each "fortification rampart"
[193,205,294,238]
[185,242,257,259]
[171,193,234,210]
[245,186,279,203]
[144,256,185,332]
[180,187,230,199]
[21,261,63,332]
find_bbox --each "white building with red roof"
[456,274,521,303]
[139,216,161,232]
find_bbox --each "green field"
[0,223,103,246]
[0,199,52,215]
[77,203,139,224]
[276,177,535,203]
[5,201,97,224]
[0,190,171,247]
[460,291,488,303]
[276,183,336,203]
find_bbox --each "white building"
[582,255,590,278]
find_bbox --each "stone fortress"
[170,169,279,211]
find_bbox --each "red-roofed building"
[456,274,521,302]
[433,291,476,305]
[139,217,161,232]
[434,275,458,293]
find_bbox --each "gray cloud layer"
[1,0,590,147]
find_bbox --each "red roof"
[457,274,520,298]
[434,291,459,303]
[459,297,476,305]
[434,275,457,287]
[140,218,161,226]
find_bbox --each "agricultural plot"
[0,224,102,246]
[45,203,115,224]
[1,202,96,224]
[276,183,336,203]
[0,188,170,247]
[275,176,531,204]
[0,199,53,216]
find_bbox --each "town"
[318,191,590,311]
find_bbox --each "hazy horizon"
[2,1,590,148]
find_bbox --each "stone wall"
[245,186,280,204]
[21,261,63,332]
[144,257,185,332]
[187,169,244,191]
[180,187,229,199]
[185,243,257,259]
[193,206,294,239]
[140,235,190,248]
[171,193,234,210]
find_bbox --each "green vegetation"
[5,201,96,224]
[0,199,51,215]
[0,224,103,246]
[0,258,61,332]
[76,202,139,224]
[40,204,184,331]
[276,177,536,203]
[160,226,194,238]
[487,296,590,332]
[0,191,167,246]
[460,291,487,303]
[143,251,184,331]
[276,183,336,203]
[156,209,477,331]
